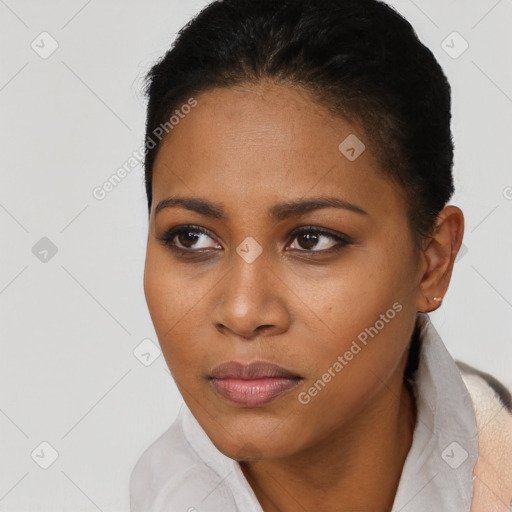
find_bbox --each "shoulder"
[129,413,236,512]
[456,361,512,414]
[455,362,512,512]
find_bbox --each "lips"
[210,361,300,380]
[209,361,302,407]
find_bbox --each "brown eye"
[295,232,322,250]
[288,227,352,253]
[158,225,221,252]
[176,230,201,249]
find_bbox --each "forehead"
[151,83,406,223]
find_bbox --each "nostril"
[256,324,274,333]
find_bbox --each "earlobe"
[415,206,464,313]
[425,295,443,311]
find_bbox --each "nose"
[211,248,291,340]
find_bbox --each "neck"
[240,368,417,512]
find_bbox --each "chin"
[204,419,306,462]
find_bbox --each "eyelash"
[157,224,352,258]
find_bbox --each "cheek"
[143,247,210,373]
[143,249,185,349]
[298,250,415,399]
[294,307,413,439]
[300,250,410,339]
[143,251,173,330]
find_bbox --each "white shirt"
[130,312,478,511]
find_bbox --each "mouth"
[208,361,303,407]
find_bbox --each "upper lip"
[210,361,301,380]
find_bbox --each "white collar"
[180,312,479,511]
[391,312,478,511]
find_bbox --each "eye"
[158,224,352,257]
[158,225,220,253]
[287,226,352,253]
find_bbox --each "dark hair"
[143,0,455,254]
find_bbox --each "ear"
[415,206,465,313]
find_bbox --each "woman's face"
[144,82,425,460]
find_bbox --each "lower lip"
[210,377,301,407]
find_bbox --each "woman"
[130,0,512,510]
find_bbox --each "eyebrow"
[154,195,368,221]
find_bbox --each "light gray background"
[0,0,511,510]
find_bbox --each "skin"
[143,81,464,511]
